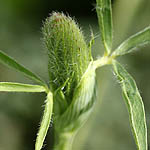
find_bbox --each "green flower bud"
[42,12,96,146]
[42,12,92,103]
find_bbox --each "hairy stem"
[93,55,114,69]
[53,131,75,150]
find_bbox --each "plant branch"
[93,55,114,69]
[53,131,75,150]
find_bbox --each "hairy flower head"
[42,12,92,103]
[42,12,96,133]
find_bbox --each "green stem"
[53,131,75,150]
[93,55,114,69]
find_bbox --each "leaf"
[113,26,150,56]
[0,50,46,87]
[35,92,53,150]
[96,0,113,54]
[0,82,46,92]
[54,62,96,132]
[112,60,147,150]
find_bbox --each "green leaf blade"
[96,0,113,54]
[113,26,150,56]
[35,92,53,150]
[113,61,147,150]
[55,62,96,132]
[0,50,46,87]
[0,82,46,92]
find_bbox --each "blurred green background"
[0,0,150,150]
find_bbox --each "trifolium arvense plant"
[0,0,149,150]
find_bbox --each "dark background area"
[0,0,150,150]
[0,0,97,28]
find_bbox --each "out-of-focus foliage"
[0,0,150,150]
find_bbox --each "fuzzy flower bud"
[42,12,92,103]
[42,12,96,139]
